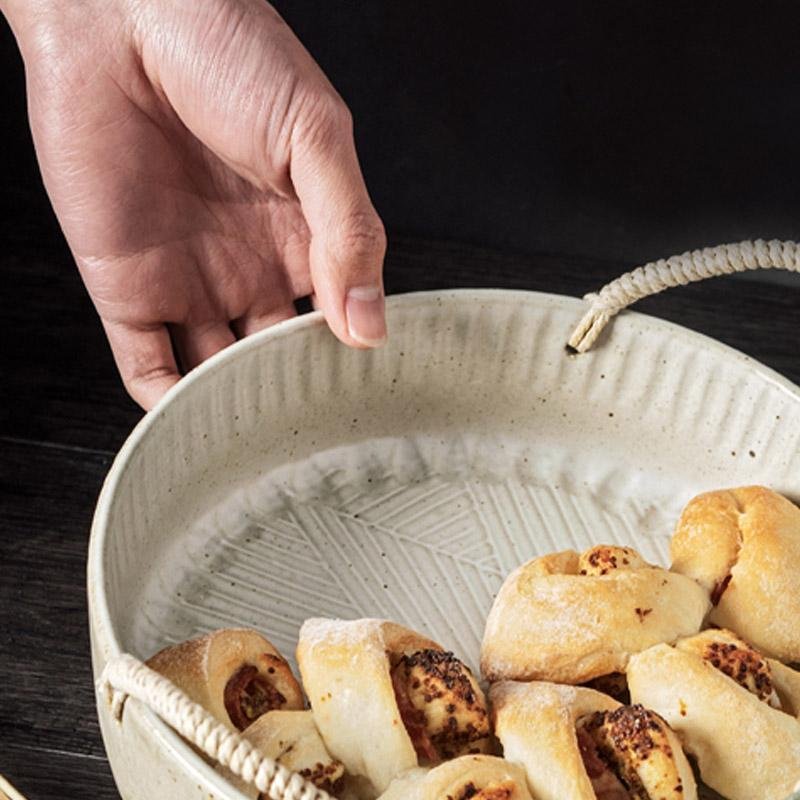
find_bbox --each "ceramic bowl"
[88,289,800,799]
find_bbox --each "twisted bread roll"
[671,485,800,662]
[481,546,710,683]
[628,629,800,800]
[218,710,346,798]
[377,756,533,800]
[297,618,490,796]
[491,681,696,800]
[145,628,303,731]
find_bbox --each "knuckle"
[328,212,387,266]
[313,89,353,130]
[127,363,172,389]
[125,365,174,407]
[295,89,352,149]
[327,95,353,130]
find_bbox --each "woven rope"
[567,239,799,353]
[98,654,332,800]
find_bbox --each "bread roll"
[377,756,533,800]
[481,546,710,683]
[218,710,346,798]
[146,628,303,730]
[675,628,781,706]
[297,618,490,796]
[491,681,696,800]
[628,630,800,800]
[671,485,800,662]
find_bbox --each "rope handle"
[0,774,30,800]
[98,653,333,800]
[567,239,799,353]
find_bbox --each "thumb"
[290,99,387,348]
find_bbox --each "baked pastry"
[627,629,800,800]
[297,618,490,795]
[670,485,800,662]
[491,681,696,800]
[377,755,533,800]
[217,710,346,798]
[582,672,630,704]
[481,545,710,683]
[146,628,303,731]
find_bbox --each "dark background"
[279,0,800,263]
[1,2,799,797]
[3,2,800,270]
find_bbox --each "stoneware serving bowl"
[87,289,800,800]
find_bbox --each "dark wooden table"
[1,230,798,798]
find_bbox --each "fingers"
[102,320,180,411]
[290,100,388,349]
[104,313,286,412]
[232,305,296,339]
[137,0,386,348]
[230,242,302,339]
[171,322,236,371]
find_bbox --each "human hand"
[3,0,387,409]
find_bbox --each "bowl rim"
[86,287,800,797]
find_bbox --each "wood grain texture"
[0,229,797,799]
[0,439,115,797]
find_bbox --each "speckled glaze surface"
[87,290,800,800]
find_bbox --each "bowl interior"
[91,289,800,678]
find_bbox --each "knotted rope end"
[97,663,128,722]
[567,304,614,353]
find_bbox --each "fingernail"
[346,286,387,347]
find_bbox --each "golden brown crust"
[491,681,619,800]
[297,618,487,796]
[146,634,212,694]
[628,639,800,800]
[578,545,647,576]
[490,681,696,800]
[145,629,303,730]
[578,704,695,800]
[671,485,800,662]
[246,710,345,796]
[216,710,345,799]
[376,756,534,800]
[480,547,710,684]
[676,629,780,706]
[391,649,490,760]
